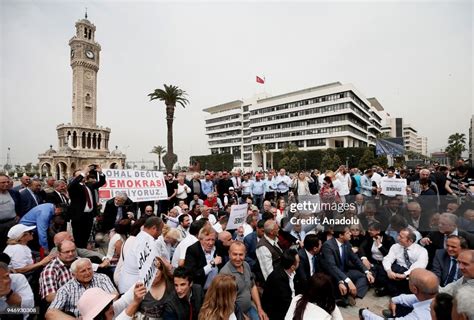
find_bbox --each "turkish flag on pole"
[256,76,265,84]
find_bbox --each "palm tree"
[148,84,189,172]
[445,133,466,164]
[150,145,166,171]
[254,144,268,169]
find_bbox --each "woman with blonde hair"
[156,225,181,261]
[198,273,243,320]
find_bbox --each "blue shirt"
[360,175,373,197]
[353,174,361,193]
[19,203,55,250]
[251,180,265,195]
[200,179,214,196]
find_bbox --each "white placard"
[99,169,168,202]
[381,178,407,196]
[226,203,248,230]
[136,234,158,291]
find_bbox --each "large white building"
[203,82,383,170]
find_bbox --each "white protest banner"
[136,234,157,291]
[99,169,168,202]
[381,178,407,196]
[226,203,248,230]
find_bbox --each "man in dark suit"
[261,249,299,320]
[19,179,44,216]
[45,180,69,207]
[101,193,137,232]
[68,165,106,248]
[432,235,468,287]
[295,233,322,295]
[244,220,265,284]
[419,212,474,267]
[184,226,223,289]
[405,201,431,235]
[320,226,374,306]
[358,222,395,296]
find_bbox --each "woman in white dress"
[285,273,343,320]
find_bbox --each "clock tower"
[69,18,101,125]
[38,15,126,179]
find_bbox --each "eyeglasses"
[145,210,153,213]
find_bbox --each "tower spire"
[85,7,88,19]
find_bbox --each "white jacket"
[284,295,344,320]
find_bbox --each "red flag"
[256,76,265,84]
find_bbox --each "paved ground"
[339,289,390,320]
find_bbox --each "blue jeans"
[246,306,260,320]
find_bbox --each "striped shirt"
[49,273,117,316]
[39,257,73,299]
[447,173,474,196]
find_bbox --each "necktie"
[403,247,412,268]
[445,258,458,285]
[340,244,346,271]
[296,232,301,241]
[312,255,317,275]
[116,206,123,223]
[444,235,448,249]
[84,186,92,208]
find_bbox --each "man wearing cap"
[46,258,117,318]
[68,165,106,248]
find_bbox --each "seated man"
[295,233,322,295]
[46,258,117,318]
[39,240,77,304]
[440,250,474,295]
[320,225,374,307]
[360,269,438,319]
[419,212,474,267]
[381,228,428,296]
[219,242,267,320]
[101,192,137,233]
[163,267,204,320]
[0,262,34,319]
[432,235,468,287]
[50,231,109,265]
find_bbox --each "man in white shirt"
[196,206,217,225]
[336,166,351,201]
[381,228,428,296]
[274,168,292,202]
[172,219,207,268]
[118,216,163,293]
[0,262,34,320]
[361,268,438,320]
[256,220,283,280]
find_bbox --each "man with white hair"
[256,219,283,280]
[46,258,117,318]
[452,285,474,320]
[420,213,474,266]
[102,192,136,232]
[43,177,56,194]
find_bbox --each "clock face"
[85,50,94,59]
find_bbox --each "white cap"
[7,224,36,240]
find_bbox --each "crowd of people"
[1,160,474,320]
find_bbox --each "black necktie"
[312,255,318,274]
[340,245,346,271]
[404,247,412,268]
[445,258,458,285]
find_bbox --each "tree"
[445,133,466,164]
[150,145,166,171]
[358,148,376,170]
[332,154,342,169]
[148,84,189,172]
[320,153,333,172]
[254,144,268,169]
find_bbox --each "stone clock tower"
[38,16,126,179]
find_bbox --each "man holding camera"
[68,164,106,248]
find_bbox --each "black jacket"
[432,249,458,286]
[421,230,474,267]
[163,284,203,320]
[261,266,293,320]
[184,241,224,287]
[320,238,368,282]
[101,197,137,232]
[67,173,106,219]
[358,234,395,263]
[295,247,321,294]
